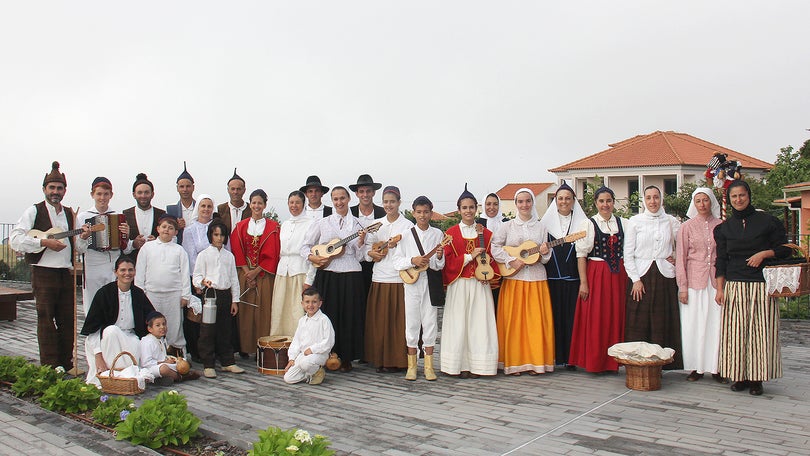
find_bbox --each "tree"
[664,181,700,220]
[749,144,810,219]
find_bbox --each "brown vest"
[26,201,75,265]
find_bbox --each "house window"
[664,178,677,196]
[628,179,639,214]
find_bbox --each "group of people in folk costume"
[11,161,790,394]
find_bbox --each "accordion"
[86,213,127,251]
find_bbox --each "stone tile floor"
[1,290,808,455]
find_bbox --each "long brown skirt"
[625,262,683,370]
[364,282,408,369]
[238,269,274,354]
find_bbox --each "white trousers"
[82,264,116,316]
[145,290,186,352]
[283,352,327,384]
[404,275,437,348]
[84,325,140,387]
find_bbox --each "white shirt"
[301,213,364,273]
[355,207,377,228]
[86,288,135,355]
[392,225,446,276]
[181,201,195,225]
[277,215,316,285]
[10,202,73,269]
[364,214,413,283]
[304,204,326,220]
[246,217,266,237]
[135,238,191,297]
[287,310,335,360]
[134,206,154,238]
[182,219,212,274]
[623,211,681,281]
[228,201,248,231]
[491,217,552,282]
[192,245,240,303]
[139,333,168,368]
[458,221,481,267]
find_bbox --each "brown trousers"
[31,266,76,370]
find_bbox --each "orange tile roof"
[495,183,554,200]
[549,131,773,172]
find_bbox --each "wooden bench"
[0,286,34,321]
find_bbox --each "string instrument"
[399,234,453,284]
[310,221,382,269]
[370,234,402,261]
[473,224,495,281]
[27,224,106,253]
[497,230,586,277]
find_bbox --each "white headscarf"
[512,188,539,226]
[640,186,667,220]
[686,187,721,219]
[480,192,505,233]
[540,187,588,239]
[192,194,215,222]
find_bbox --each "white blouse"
[277,215,316,284]
[623,211,681,281]
[364,214,414,283]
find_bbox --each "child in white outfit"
[139,311,180,384]
[284,287,335,385]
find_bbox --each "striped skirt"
[719,281,781,382]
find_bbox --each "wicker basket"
[764,243,810,298]
[613,357,673,391]
[97,352,144,395]
[186,306,202,324]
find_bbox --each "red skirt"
[568,259,627,372]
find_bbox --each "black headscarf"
[726,180,756,219]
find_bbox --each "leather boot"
[424,354,437,381]
[405,354,417,381]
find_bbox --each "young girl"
[139,311,181,385]
[441,185,499,378]
[135,215,191,358]
[192,220,244,379]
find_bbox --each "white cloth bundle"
[98,365,155,390]
[608,342,675,363]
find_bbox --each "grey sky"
[2,1,809,223]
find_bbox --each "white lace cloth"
[608,342,675,363]
[763,266,802,294]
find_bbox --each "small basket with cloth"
[763,243,810,298]
[608,342,675,391]
[96,352,146,395]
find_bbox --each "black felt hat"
[177,161,194,184]
[300,175,329,193]
[349,174,382,192]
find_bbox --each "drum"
[257,336,292,376]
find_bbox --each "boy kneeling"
[284,287,335,385]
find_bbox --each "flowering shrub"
[39,378,102,413]
[115,390,201,449]
[248,427,334,456]
[92,394,137,427]
[11,364,63,397]
[0,356,28,382]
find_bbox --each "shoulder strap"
[411,226,426,256]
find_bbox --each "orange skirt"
[496,279,555,374]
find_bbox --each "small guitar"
[27,224,106,253]
[399,234,452,284]
[498,230,586,277]
[310,221,382,269]
[370,234,402,261]
[474,224,495,282]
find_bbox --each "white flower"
[285,445,299,453]
[169,390,178,395]
[55,366,65,374]
[294,429,312,444]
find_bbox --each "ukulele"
[370,234,402,262]
[473,224,495,281]
[399,234,453,284]
[310,221,382,269]
[497,230,586,277]
[27,223,106,253]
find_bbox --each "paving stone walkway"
[0,289,808,455]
